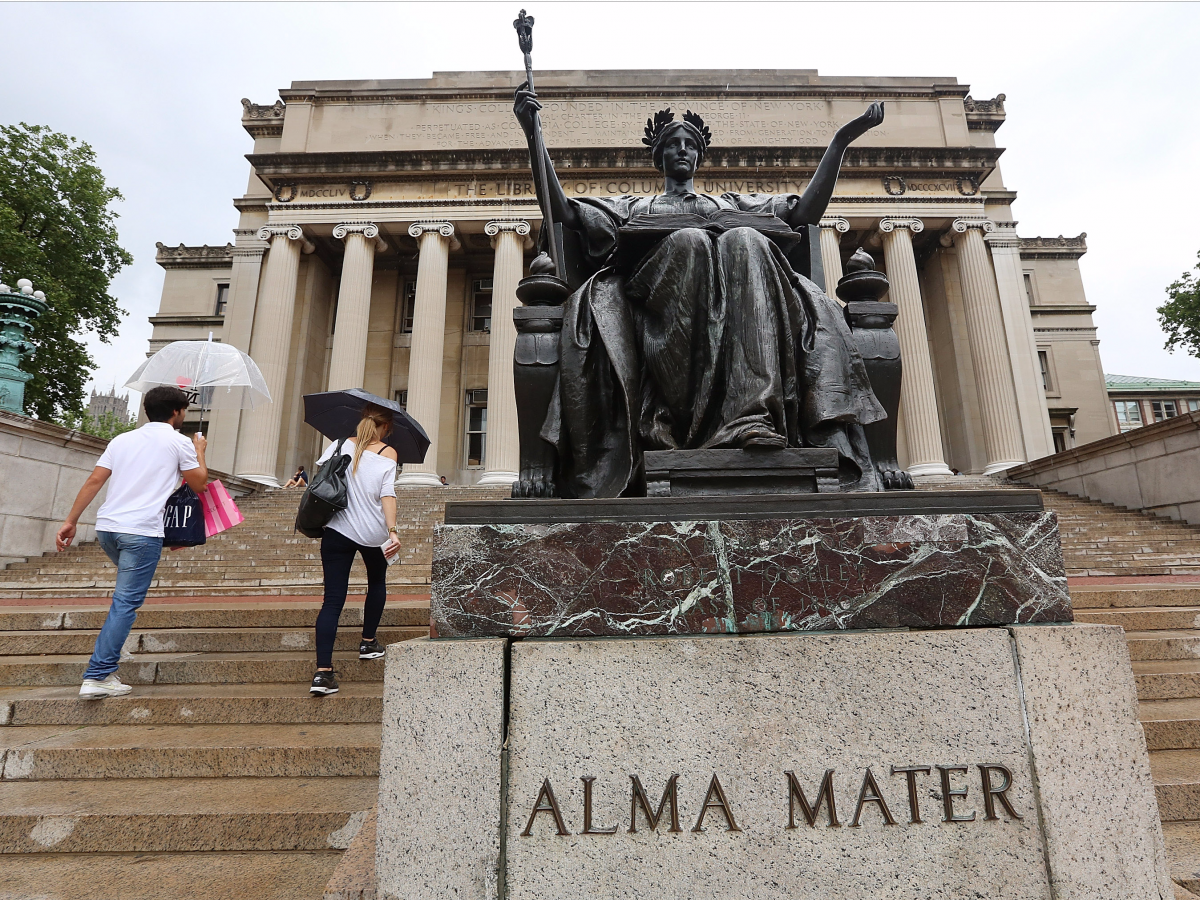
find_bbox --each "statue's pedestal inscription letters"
[377,627,1172,900]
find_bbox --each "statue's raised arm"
[514,85,580,231]
[784,101,885,228]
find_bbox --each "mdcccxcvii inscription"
[520,764,1021,838]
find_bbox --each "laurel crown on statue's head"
[643,108,713,168]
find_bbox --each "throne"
[511,224,911,498]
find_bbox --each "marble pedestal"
[377,625,1172,900]
[431,491,1070,638]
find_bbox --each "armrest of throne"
[784,224,826,292]
[837,248,913,491]
[511,223,596,498]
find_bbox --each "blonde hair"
[352,405,392,474]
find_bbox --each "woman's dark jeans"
[316,528,387,668]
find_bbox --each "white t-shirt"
[94,423,200,538]
[317,439,398,547]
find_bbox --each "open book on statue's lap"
[615,210,805,270]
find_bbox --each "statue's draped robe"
[544,191,886,497]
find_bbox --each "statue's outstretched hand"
[836,101,885,145]
[513,82,542,142]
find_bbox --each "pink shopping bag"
[201,479,245,537]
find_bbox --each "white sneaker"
[79,674,133,700]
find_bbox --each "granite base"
[376,625,1172,900]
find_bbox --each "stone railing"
[0,410,110,567]
[1007,411,1200,524]
[0,409,263,567]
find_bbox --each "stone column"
[235,225,313,486]
[948,218,1026,474]
[327,223,388,392]
[879,218,953,477]
[478,220,531,486]
[819,217,850,295]
[207,230,268,473]
[397,222,458,486]
[986,225,1055,460]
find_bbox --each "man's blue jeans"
[82,532,163,681]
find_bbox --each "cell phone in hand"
[380,539,399,566]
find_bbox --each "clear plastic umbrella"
[125,339,271,435]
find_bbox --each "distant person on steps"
[309,404,402,696]
[284,466,309,488]
[56,386,207,699]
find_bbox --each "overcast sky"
[2,0,1199,406]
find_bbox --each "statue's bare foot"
[739,429,787,449]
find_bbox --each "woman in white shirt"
[310,405,402,695]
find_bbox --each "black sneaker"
[359,638,385,660]
[310,669,339,695]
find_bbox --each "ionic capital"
[408,221,460,250]
[257,225,315,254]
[485,219,533,250]
[333,222,388,253]
[951,217,996,235]
[819,217,850,233]
[878,217,924,235]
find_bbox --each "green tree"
[1158,251,1200,358]
[0,123,132,420]
[60,409,137,441]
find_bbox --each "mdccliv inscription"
[508,11,908,499]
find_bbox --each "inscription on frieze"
[357,98,897,150]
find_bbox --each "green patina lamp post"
[0,278,48,415]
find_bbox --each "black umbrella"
[303,389,431,464]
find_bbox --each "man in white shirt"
[56,386,208,699]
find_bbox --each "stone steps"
[0,598,420,896]
[0,850,344,900]
[1073,590,1200,610]
[0,649,391,687]
[1152,749,1200,822]
[0,776,378,853]
[0,483,507,596]
[0,723,382,780]
[1,682,383,727]
[1166,823,1200,896]
[1077,607,1200,630]
[0,601,428,632]
[1038,489,1200,577]
[1126,631,1200,661]
[1141,700,1200,751]
[0,625,421,656]
[1087,583,1200,894]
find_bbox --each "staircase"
[1074,585,1200,897]
[8,481,1200,896]
[0,485,509,599]
[1042,490,1200,577]
[0,598,428,899]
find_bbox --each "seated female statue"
[513,87,887,497]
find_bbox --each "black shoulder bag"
[295,439,350,539]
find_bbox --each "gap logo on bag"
[164,483,207,548]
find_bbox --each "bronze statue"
[509,12,900,499]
